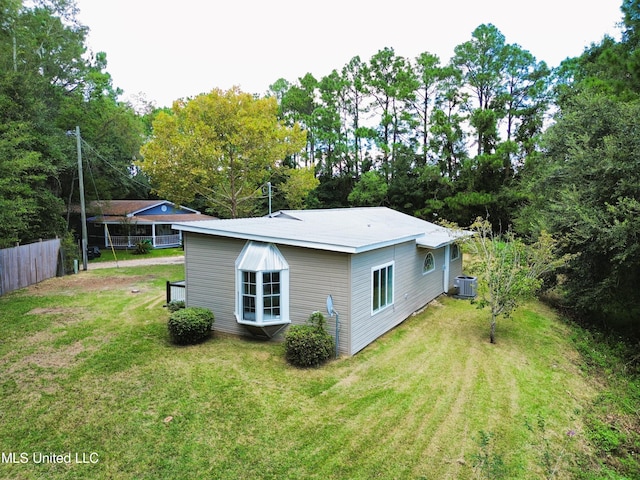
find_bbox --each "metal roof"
[236,242,289,271]
[173,207,464,254]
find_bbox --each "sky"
[74,0,624,109]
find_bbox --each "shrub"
[168,307,214,345]
[284,311,334,368]
[60,232,79,274]
[134,239,153,255]
[167,300,185,312]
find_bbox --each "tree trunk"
[490,315,497,344]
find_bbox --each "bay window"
[236,242,289,326]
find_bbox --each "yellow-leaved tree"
[139,87,306,218]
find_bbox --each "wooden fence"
[0,238,61,296]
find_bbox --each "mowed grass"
[89,246,184,263]
[0,265,597,479]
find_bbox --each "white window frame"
[238,270,288,325]
[423,252,435,275]
[235,242,290,326]
[451,243,460,261]
[371,261,394,316]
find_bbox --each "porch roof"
[90,213,212,224]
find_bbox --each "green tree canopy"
[526,94,640,330]
[0,0,145,247]
[139,87,306,218]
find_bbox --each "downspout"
[443,244,450,293]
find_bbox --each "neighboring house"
[172,207,467,356]
[86,200,216,249]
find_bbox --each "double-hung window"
[236,242,289,326]
[241,271,257,321]
[372,261,394,314]
[261,271,281,321]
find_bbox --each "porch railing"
[107,234,181,248]
[166,280,186,304]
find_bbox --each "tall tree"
[411,52,442,166]
[429,65,468,179]
[139,87,306,218]
[341,55,368,176]
[272,73,318,166]
[314,70,349,176]
[365,47,418,179]
[452,24,506,156]
[501,44,550,171]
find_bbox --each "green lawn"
[0,265,600,479]
[89,246,184,263]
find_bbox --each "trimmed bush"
[167,300,185,312]
[168,307,214,345]
[284,312,334,368]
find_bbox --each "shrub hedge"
[168,307,214,345]
[284,312,334,367]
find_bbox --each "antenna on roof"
[268,182,272,217]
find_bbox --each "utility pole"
[76,126,88,271]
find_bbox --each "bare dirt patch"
[22,341,87,369]
[29,273,155,295]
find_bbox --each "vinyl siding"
[184,233,351,354]
[278,245,351,355]
[185,231,458,356]
[447,248,464,290]
[350,242,448,355]
[184,233,246,335]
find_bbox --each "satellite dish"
[326,294,335,316]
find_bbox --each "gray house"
[172,207,465,356]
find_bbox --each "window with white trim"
[261,271,281,320]
[423,252,435,274]
[236,242,289,325]
[451,243,460,261]
[241,271,257,321]
[372,262,394,314]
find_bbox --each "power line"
[80,138,151,191]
